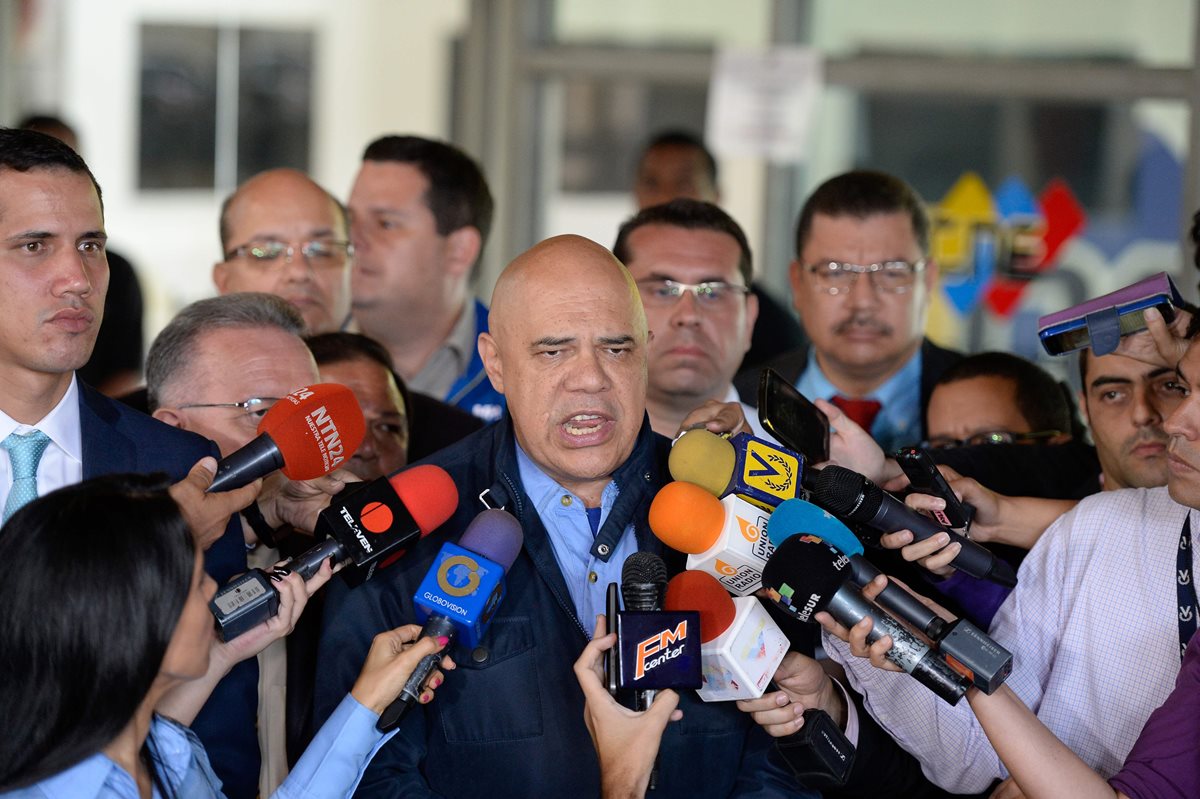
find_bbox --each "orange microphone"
[663,569,788,701]
[208,383,366,492]
[648,481,775,596]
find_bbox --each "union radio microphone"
[648,481,774,596]
[207,383,365,492]
[761,536,970,705]
[662,570,788,701]
[377,508,524,732]
[209,465,458,640]
[669,429,805,511]
[768,498,1012,694]
[812,465,1018,588]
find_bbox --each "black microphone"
[812,465,1017,588]
[621,552,668,712]
[761,536,970,705]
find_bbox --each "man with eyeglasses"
[612,198,770,437]
[736,170,961,452]
[214,168,353,335]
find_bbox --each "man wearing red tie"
[736,170,961,451]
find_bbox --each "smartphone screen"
[757,368,830,463]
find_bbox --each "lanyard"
[1176,515,1199,661]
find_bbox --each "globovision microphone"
[209,464,458,640]
[761,536,970,705]
[662,570,788,701]
[669,429,805,512]
[648,480,775,596]
[376,508,524,732]
[768,498,1012,694]
[812,465,1018,589]
[207,383,366,493]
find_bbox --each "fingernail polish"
[420,692,431,704]
[436,636,450,647]
[269,573,283,583]
[431,677,442,688]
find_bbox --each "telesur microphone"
[207,383,366,492]
[377,508,524,731]
[768,499,1012,694]
[812,465,1018,588]
[209,465,458,640]
[648,481,774,596]
[663,570,788,701]
[669,429,805,511]
[761,536,970,705]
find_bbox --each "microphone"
[208,383,366,493]
[761,536,970,705]
[669,429,805,511]
[621,553,666,712]
[768,499,1012,694]
[812,465,1017,588]
[377,508,524,731]
[662,570,789,701]
[209,465,458,640]
[648,481,775,596]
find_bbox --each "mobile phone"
[895,446,973,530]
[605,582,620,696]
[758,368,830,464]
[1037,272,1182,357]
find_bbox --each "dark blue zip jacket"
[444,300,505,424]
[313,414,813,798]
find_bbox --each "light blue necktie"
[3,430,51,523]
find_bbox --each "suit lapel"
[78,382,137,479]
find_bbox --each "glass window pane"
[237,28,314,182]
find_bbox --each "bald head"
[214,168,352,334]
[479,234,650,506]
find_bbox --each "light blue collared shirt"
[2,695,393,799]
[515,443,638,634]
[796,348,924,453]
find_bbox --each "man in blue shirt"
[314,234,807,797]
[736,170,961,451]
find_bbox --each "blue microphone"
[376,508,524,731]
[769,498,1012,695]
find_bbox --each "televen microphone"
[669,429,805,511]
[208,383,366,492]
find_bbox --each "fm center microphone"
[209,464,458,640]
[377,508,525,732]
[812,465,1017,588]
[208,383,366,492]
[768,498,1012,694]
[761,536,970,705]
[649,481,774,596]
[669,429,805,511]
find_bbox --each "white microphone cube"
[686,495,775,596]
[697,596,789,701]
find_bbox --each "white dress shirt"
[826,486,1199,793]
[0,376,83,511]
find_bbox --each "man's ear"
[478,332,505,394]
[212,261,232,294]
[1077,390,1090,427]
[153,407,186,430]
[444,227,483,279]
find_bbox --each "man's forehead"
[626,225,740,277]
[1086,351,1171,385]
[0,167,103,228]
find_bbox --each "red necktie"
[830,396,883,432]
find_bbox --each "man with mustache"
[612,198,764,437]
[736,170,960,451]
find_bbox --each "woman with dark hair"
[0,474,451,798]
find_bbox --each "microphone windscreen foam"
[760,536,851,621]
[458,508,524,570]
[664,570,736,643]
[259,383,367,481]
[668,430,736,497]
[813,465,882,520]
[769,498,864,556]
[389,464,460,535]
[648,481,725,554]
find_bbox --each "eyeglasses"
[923,429,1063,450]
[178,397,281,422]
[804,260,926,295]
[636,278,751,308]
[224,239,353,270]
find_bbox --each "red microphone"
[208,383,366,492]
[663,570,788,701]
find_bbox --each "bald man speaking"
[313,236,803,797]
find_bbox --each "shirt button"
[472,646,489,663]
[588,571,598,583]
[560,495,572,507]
